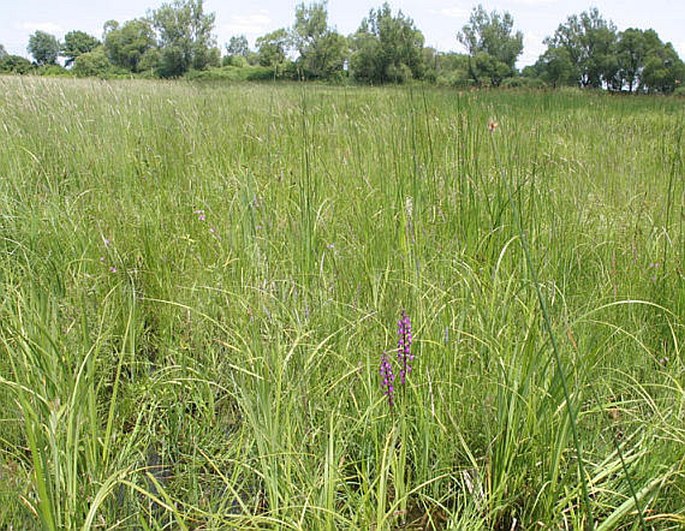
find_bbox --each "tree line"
[1,1,683,93]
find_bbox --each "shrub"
[73,47,112,78]
[500,76,547,89]
[37,64,71,77]
[0,55,33,74]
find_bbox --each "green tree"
[614,29,684,93]
[350,3,425,84]
[224,35,252,66]
[151,0,218,77]
[72,46,112,77]
[62,30,100,66]
[0,54,33,74]
[225,35,249,57]
[614,28,647,91]
[457,5,523,86]
[27,31,60,65]
[104,18,157,72]
[532,46,576,88]
[256,28,290,69]
[292,2,347,80]
[543,8,618,88]
[641,41,685,93]
[103,20,119,36]
[0,44,7,60]
[428,51,471,87]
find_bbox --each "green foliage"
[500,76,546,89]
[639,40,685,93]
[350,2,425,84]
[538,15,685,93]
[72,46,113,78]
[27,31,60,65]
[62,30,100,67]
[543,8,618,88]
[104,18,157,73]
[1,79,685,528]
[614,28,649,92]
[0,44,7,60]
[152,0,217,77]
[293,1,328,52]
[458,4,523,86]
[225,34,249,58]
[299,31,347,80]
[531,46,576,88]
[222,54,246,67]
[0,54,33,74]
[292,2,348,80]
[184,64,275,81]
[36,64,71,77]
[256,28,290,69]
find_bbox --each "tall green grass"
[0,76,684,528]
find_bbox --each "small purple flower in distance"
[109,266,117,273]
[397,310,413,385]
[194,209,206,221]
[380,351,395,408]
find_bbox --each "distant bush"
[37,64,71,77]
[222,55,248,68]
[73,47,112,78]
[184,65,276,82]
[0,54,33,74]
[674,86,685,97]
[436,71,474,89]
[184,66,249,81]
[246,66,278,81]
[501,76,547,89]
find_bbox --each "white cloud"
[675,41,685,59]
[520,31,546,66]
[510,0,559,5]
[222,11,272,36]
[19,22,63,34]
[431,7,469,19]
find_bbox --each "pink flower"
[380,351,395,408]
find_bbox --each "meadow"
[0,76,684,529]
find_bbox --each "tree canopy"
[256,29,290,69]
[104,18,157,73]
[613,29,685,93]
[62,31,100,66]
[292,2,347,80]
[350,3,425,84]
[28,31,60,65]
[225,35,249,58]
[73,46,111,77]
[534,9,685,92]
[543,8,617,88]
[4,2,684,90]
[151,0,218,77]
[458,5,523,86]
[0,53,32,74]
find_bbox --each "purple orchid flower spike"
[380,351,395,408]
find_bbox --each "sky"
[1,0,684,67]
